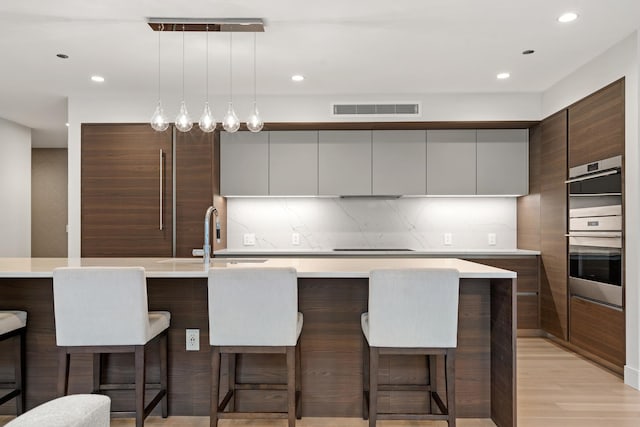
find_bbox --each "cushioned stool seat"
[53,267,170,427]
[208,267,303,427]
[362,268,460,427]
[5,394,110,427]
[0,310,27,415]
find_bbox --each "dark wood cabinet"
[568,78,625,167]
[540,110,568,340]
[570,296,625,369]
[81,124,173,257]
[467,256,539,330]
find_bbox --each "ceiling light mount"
[147,18,265,32]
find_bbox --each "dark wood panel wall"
[517,124,541,251]
[539,110,568,340]
[0,277,514,424]
[81,124,173,257]
[568,78,625,167]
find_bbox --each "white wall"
[543,31,640,389]
[67,91,542,257]
[226,197,517,250]
[0,117,31,256]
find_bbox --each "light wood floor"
[2,338,640,426]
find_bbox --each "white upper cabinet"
[476,129,529,195]
[372,130,427,195]
[220,131,269,196]
[269,131,318,196]
[318,130,372,196]
[427,130,477,195]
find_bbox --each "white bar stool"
[0,310,27,414]
[208,267,303,427]
[362,268,460,427]
[52,267,170,427]
[6,394,110,427]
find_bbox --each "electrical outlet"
[243,233,256,246]
[443,233,453,246]
[186,329,200,351]
[488,233,497,246]
[292,232,300,245]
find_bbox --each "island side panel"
[491,277,518,427]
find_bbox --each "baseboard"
[517,328,544,337]
[624,365,640,389]
[543,332,624,377]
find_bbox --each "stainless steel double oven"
[567,155,623,308]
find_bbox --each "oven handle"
[566,232,622,238]
[565,168,619,183]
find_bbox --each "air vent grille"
[331,103,420,117]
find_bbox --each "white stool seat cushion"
[208,267,300,346]
[53,267,170,346]
[0,311,27,336]
[365,268,460,348]
[5,394,110,427]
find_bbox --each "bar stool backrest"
[208,267,298,346]
[368,268,460,348]
[53,267,151,346]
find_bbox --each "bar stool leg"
[429,354,438,413]
[446,349,456,427]
[295,341,302,419]
[368,347,378,427]
[92,354,101,394]
[14,330,25,415]
[362,338,369,420]
[210,347,221,427]
[135,346,146,427]
[286,346,296,427]
[57,348,69,397]
[227,353,236,412]
[160,331,168,418]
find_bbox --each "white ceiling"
[1,0,639,147]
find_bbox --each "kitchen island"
[0,257,516,427]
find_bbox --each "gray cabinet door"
[477,129,529,195]
[269,131,318,195]
[318,130,372,196]
[427,130,477,195]
[372,130,426,195]
[220,131,269,196]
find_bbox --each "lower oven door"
[569,232,622,308]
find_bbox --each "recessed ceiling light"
[90,75,105,83]
[558,12,578,23]
[497,72,510,80]
[291,74,304,82]
[522,49,535,55]
[56,53,69,59]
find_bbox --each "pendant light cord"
[157,25,162,102]
[253,32,257,103]
[182,26,185,101]
[205,26,209,102]
[229,33,233,104]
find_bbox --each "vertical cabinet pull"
[159,149,164,230]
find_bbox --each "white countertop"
[0,257,516,279]
[214,248,540,257]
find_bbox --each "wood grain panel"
[570,297,625,369]
[175,128,214,257]
[0,277,513,423]
[540,110,568,340]
[517,295,539,330]
[81,124,173,257]
[568,78,625,167]
[517,123,541,250]
[469,257,538,293]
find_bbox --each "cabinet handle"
[159,149,163,231]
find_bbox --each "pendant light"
[175,26,193,132]
[222,33,240,133]
[246,32,264,133]
[198,25,216,133]
[150,25,169,131]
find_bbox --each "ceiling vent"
[331,102,421,118]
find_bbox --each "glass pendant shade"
[199,102,216,132]
[150,101,169,132]
[246,102,264,133]
[222,102,240,133]
[175,101,193,132]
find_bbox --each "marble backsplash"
[226,197,517,250]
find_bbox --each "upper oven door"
[569,232,622,287]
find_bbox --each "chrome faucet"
[193,206,220,265]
